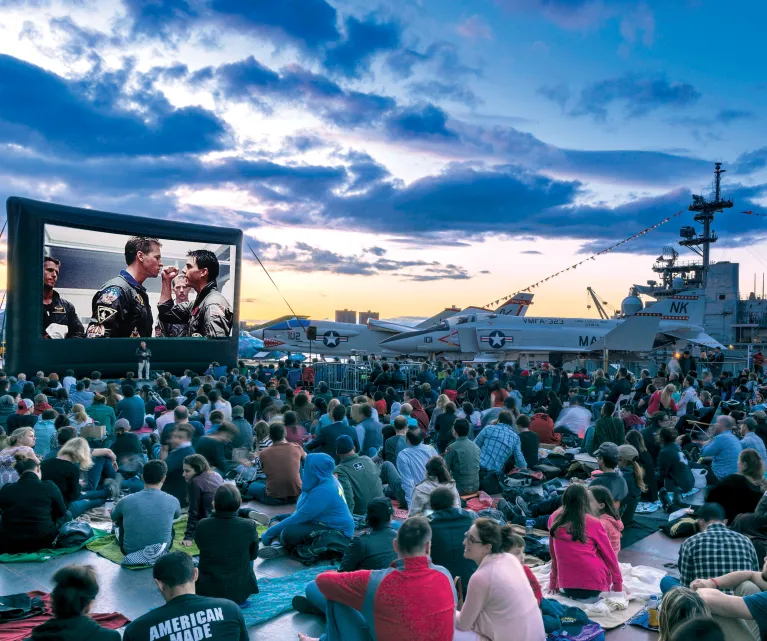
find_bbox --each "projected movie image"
[43,225,236,339]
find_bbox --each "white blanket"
[532,562,667,629]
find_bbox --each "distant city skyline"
[1,1,766,322]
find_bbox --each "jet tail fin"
[590,314,661,352]
[640,291,705,326]
[415,307,462,329]
[494,293,534,317]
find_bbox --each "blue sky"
[1,0,766,321]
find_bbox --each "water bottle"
[647,594,659,628]
[525,519,535,535]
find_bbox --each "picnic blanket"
[86,518,268,568]
[532,562,666,630]
[0,591,129,641]
[241,564,336,627]
[465,491,496,512]
[0,528,111,564]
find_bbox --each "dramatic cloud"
[323,16,401,78]
[257,241,475,281]
[571,73,701,121]
[384,104,458,140]
[0,54,231,157]
[209,56,396,127]
[386,42,481,80]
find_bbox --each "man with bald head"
[700,415,741,485]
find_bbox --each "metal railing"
[313,362,422,396]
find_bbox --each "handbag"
[54,521,94,548]
[81,423,107,440]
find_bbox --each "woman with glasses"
[455,518,545,640]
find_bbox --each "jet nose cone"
[380,335,416,353]
[250,330,264,340]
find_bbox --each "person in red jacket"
[299,516,457,641]
[529,412,561,446]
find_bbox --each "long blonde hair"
[436,394,450,410]
[71,404,88,424]
[8,427,34,447]
[58,437,94,471]
[658,587,709,641]
[661,384,676,408]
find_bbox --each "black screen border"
[6,196,243,377]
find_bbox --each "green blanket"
[86,517,200,569]
[0,527,111,563]
[85,518,268,569]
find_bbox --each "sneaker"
[516,496,531,517]
[257,542,285,559]
[103,478,120,501]
[292,595,324,616]
[248,511,271,526]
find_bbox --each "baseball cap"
[618,444,639,461]
[595,442,620,460]
[22,398,33,410]
[559,607,590,635]
[336,434,355,455]
[753,411,767,420]
[232,406,245,417]
[115,418,131,431]
[742,417,758,430]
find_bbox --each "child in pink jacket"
[589,485,624,555]
[547,484,622,597]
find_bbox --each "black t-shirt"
[518,431,540,468]
[123,594,247,641]
[40,457,81,505]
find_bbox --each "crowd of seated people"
[1,356,767,640]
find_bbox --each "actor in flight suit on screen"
[157,249,233,338]
[42,256,85,339]
[86,237,162,338]
[159,275,192,337]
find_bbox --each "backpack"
[292,530,351,565]
[54,521,94,549]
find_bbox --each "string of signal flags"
[484,210,685,309]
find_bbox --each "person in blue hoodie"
[257,453,354,559]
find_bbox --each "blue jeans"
[305,580,327,614]
[660,575,680,594]
[68,490,109,519]
[380,461,406,508]
[321,598,372,641]
[246,481,295,505]
[85,456,115,491]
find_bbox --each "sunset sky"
[1,0,766,325]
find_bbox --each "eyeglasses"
[464,533,481,545]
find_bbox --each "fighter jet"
[380,291,723,362]
[250,295,534,358]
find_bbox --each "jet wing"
[661,327,725,349]
[590,314,661,352]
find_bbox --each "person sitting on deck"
[298,516,456,641]
[194,484,259,606]
[111,460,181,555]
[660,502,759,595]
[292,497,399,617]
[258,453,353,560]
[122,552,248,641]
[29,565,120,641]
[455,518,545,641]
[443,418,481,495]
[547,484,622,600]
[180,453,223,546]
[0,454,67,554]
